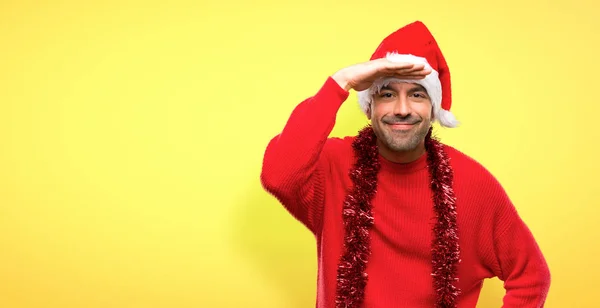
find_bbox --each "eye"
[412,92,428,99]
[378,92,394,98]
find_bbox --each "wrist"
[331,71,351,92]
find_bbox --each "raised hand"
[331,58,431,92]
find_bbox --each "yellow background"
[1,0,598,307]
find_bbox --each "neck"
[377,139,426,163]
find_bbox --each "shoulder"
[441,143,514,208]
[441,144,520,225]
[441,144,482,169]
[324,135,356,152]
[442,144,501,186]
[321,135,357,166]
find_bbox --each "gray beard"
[374,123,430,152]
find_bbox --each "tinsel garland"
[425,127,461,307]
[335,125,380,308]
[335,125,461,308]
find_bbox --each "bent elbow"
[539,260,551,294]
[260,153,292,199]
[259,136,296,197]
[260,163,279,195]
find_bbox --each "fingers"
[397,67,430,74]
[383,62,418,70]
[379,66,431,80]
[381,62,418,72]
[381,61,430,74]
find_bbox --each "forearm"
[260,76,349,231]
[265,76,348,158]
[497,216,551,307]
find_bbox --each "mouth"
[386,122,418,130]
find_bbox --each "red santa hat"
[357,21,459,128]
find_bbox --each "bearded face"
[367,82,433,153]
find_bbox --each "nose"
[392,95,411,117]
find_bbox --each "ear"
[366,104,372,120]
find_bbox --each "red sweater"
[260,77,551,307]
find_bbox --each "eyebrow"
[380,84,428,94]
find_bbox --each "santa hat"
[357,21,459,128]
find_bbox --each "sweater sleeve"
[260,77,350,235]
[491,187,551,307]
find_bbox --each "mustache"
[382,116,421,125]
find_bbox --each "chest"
[369,173,437,256]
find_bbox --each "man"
[260,21,550,307]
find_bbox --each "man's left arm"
[493,200,551,307]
